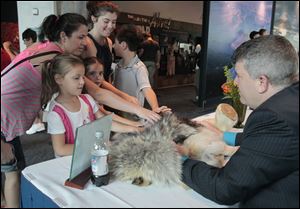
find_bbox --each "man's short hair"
[232,35,299,86]
[22,28,37,42]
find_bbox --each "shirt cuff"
[223,132,237,146]
[181,155,189,162]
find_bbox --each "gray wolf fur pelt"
[109,113,238,186]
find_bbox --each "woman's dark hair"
[86,1,119,29]
[38,13,88,42]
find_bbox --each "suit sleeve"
[182,109,298,205]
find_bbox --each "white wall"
[17,1,56,51]
[56,1,87,17]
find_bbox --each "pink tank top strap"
[79,94,96,122]
[53,105,75,144]
[52,95,95,144]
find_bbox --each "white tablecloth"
[22,156,229,208]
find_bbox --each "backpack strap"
[1,50,61,78]
[79,94,96,122]
[53,105,75,144]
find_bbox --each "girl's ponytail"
[41,59,58,110]
[38,14,57,42]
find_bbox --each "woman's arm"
[107,37,113,53]
[2,41,18,60]
[85,77,160,123]
[101,80,140,105]
[51,134,74,157]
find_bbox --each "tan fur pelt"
[109,112,238,186]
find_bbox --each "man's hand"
[174,142,189,156]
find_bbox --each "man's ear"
[256,75,269,94]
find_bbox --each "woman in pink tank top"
[1,13,88,208]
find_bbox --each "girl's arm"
[51,133,74,157]
[95,109,142,132]
[111,121,142,133]
[85,77,160,124]
[112,114,143,127]
[101,80,140,105]
[99,106,143,127]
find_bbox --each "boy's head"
[114,24,142,57]
[83,57,105,87]
[22,28,37,48]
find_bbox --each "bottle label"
[91,150,109,176]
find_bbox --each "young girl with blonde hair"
[41,54,140,157]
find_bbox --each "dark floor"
[20,85,218,167]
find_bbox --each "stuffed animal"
[109,103,239,186]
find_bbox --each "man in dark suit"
[176,35,299,208]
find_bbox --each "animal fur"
[109,112,238,186]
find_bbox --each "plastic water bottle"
[91,131,110,187]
